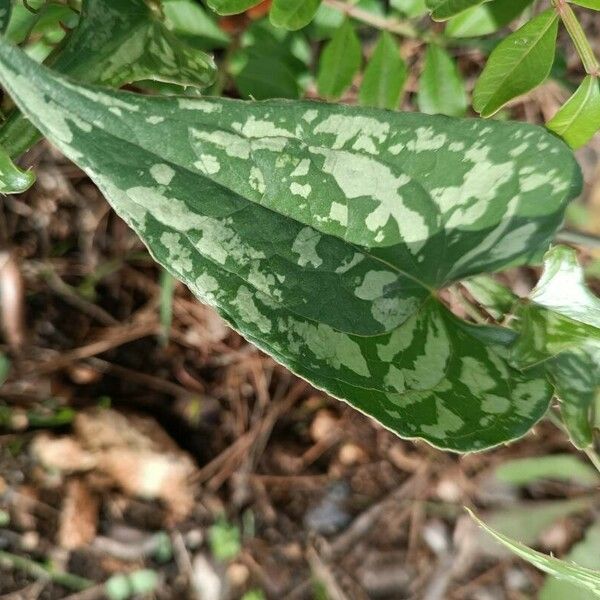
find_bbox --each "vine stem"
[322,0,420,39]
[551,0,600,76]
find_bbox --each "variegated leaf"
[0,0,216,163]
[0,40,583,451]
[514,246,600,448]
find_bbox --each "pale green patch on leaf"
[270,0,322,30]
[446,0,534,38]
[417,44,467,117]
[547,76,600,150]
[206,0,262,15]
[514,246,600,448]
[317,20,362,101]
[0,40,583,452]
[392,0,428,18]
[359,32,407,110]
[0,144,35,194]
[470,510,600,597]
[473,9,559,117]
[425,0,485,20]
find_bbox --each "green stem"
[552,0,599,76]
[0,550,93,591]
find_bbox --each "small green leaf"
[473,9,559,117]
[547,76,600,149]
[494,454,599,486]
[541,522,600,600]
[0,40,583,452]
[317,20,361,100]
[426,0,485,20]
[209,518,241,561]
[206,0,262,15]
[163,0,231,50]
[270,0,322,30]
[470,510,600,597]
[0,144,35,193]
[446,0,534,38]
[417,44,467,116]
[359,32,407,110]
[392,0,428,18]
[569,0,600,9]
[514,246,600,448]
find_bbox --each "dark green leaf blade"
[417,44,467,116]
[270,0,322,30]
[0,0,11,33]
[317,20,362,100]
[473,9,559,117]
[547,75,600,149]
[359,32,407,110]
[0,40,583,452]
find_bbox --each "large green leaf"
[514,246,600,448]
[0,0,216,161]
[471,511,600,597]
[570,0,600,9]
[0,40,583,451]
[425,0,485,20]
[547,76,600,150]
[473,9,559,117]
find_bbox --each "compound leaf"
[473,9,559,117]
[359,32,407,110]
[547,75,600,149]
[0,40,583,452]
